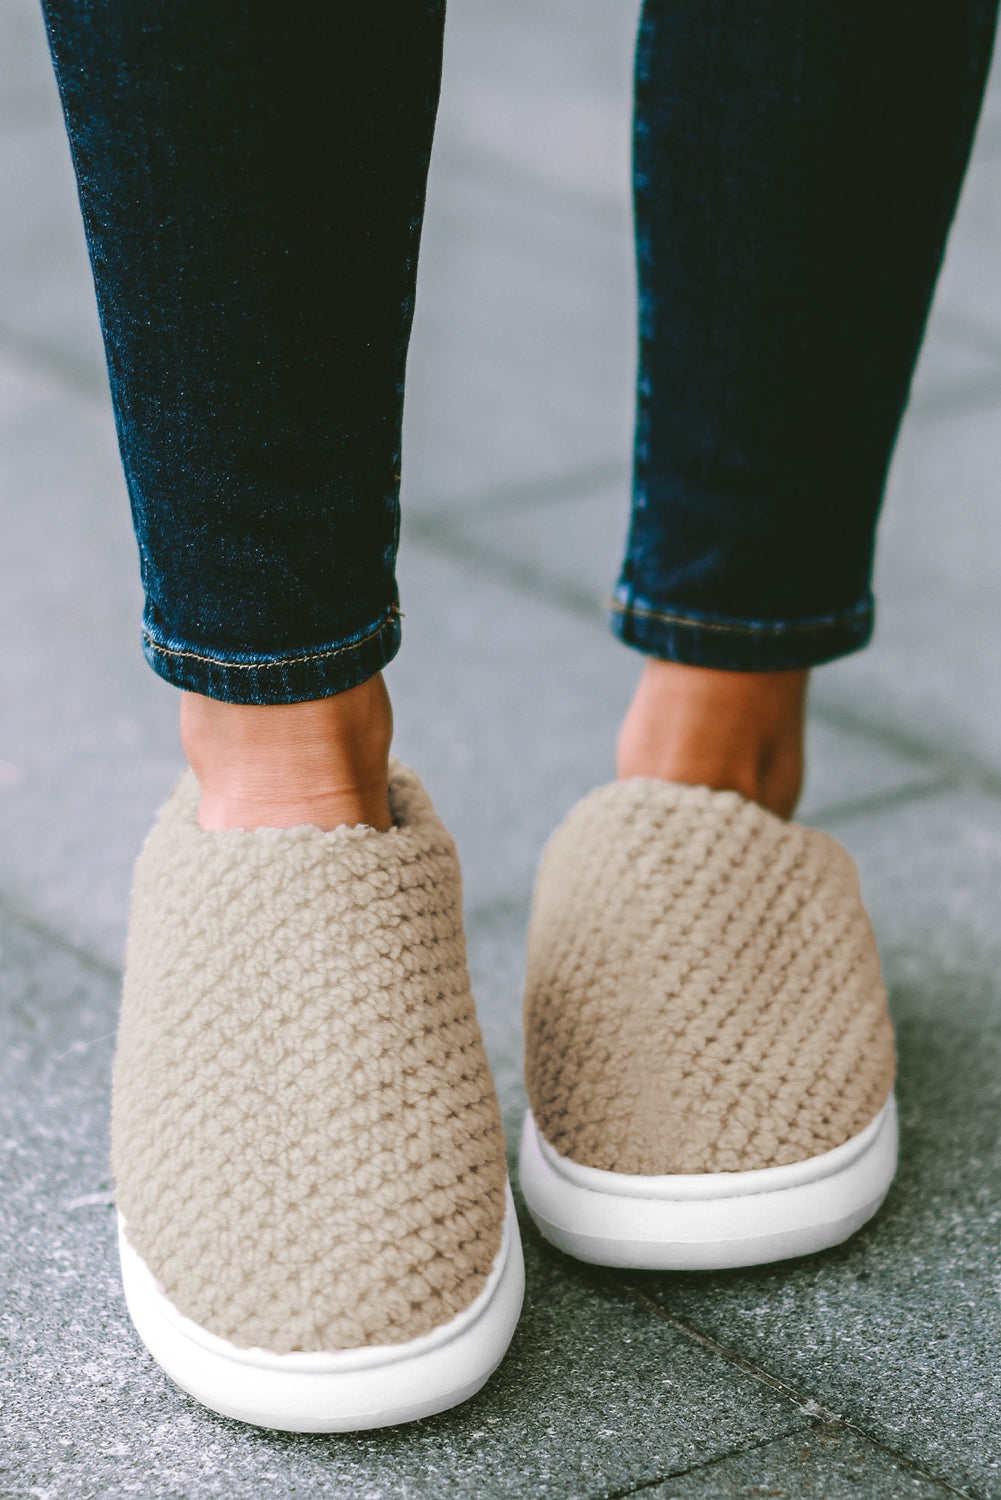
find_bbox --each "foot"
[520,775,897,1268]
[114,759,523,1429]
[180,673,394,831]
[616,660,808,819]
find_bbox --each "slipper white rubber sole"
[118,1186,525,1431]
[519,1095,898,1270]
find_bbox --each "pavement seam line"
[603,1272,977,1500]
[432,134,630,229]
[599,1274,841,1422]
[811,698,1001,804]
[590,1427,807,1500]
[6,305,1001,817]
[928,302,1001,361]
[0,323,109,405]
[410,499,1001,811]
[908,374,1001,420]
[0,888,121,983]
[405,455,627,525]
[0,886,985,1498]
[408,519,606,620]
[805,772,957,829]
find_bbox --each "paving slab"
[815,387,1001,781]
[0,0,643,506]
[811,42,1001,782]
[0,904,812,1500]
[974,21,1001,148]
[0,0,65,134]
[402,0,641,515]
[389,539,947,916]
[926,49,1001,344]
[408,469,965,822]
[434,0,639,211]
[1,0,999,1494]
[0,0,976,971]
[0,336,935,967]
[424,479,631,616]
[0,355,181,968]
[402,151,635,515]
[620,785,1001,1499]
[424,292,1001,625]
[396,0,638,522]
[798,719,943,826]
[0,76,107,387]
[645,1427,956,1499]
[908,303,1001,420]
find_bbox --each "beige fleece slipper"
[113,759,523,1431]
[519,779,897,1269]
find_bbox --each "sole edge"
[119,1188,525,1431]
[518,1099,898,1270]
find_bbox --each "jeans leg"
[614,0,999,671]
[41,0,445,704]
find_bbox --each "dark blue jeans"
[42,0,999,703]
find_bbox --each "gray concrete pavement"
[2,0,1001,1495]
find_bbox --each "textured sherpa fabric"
[524,779,895,1175]
[112,759,507,1354]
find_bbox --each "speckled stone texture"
[1,902,808,1500]
[524,778,895,1174]
[3,0,1001,1491]
[113,760,507,1353]
[631,787,1001,1498]
[646,1428,954,1498]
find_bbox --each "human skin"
[181,674,394,832]
[616,660,808,820]
[181,661,806,831]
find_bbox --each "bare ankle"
[616,660,808,819]
[180,675,394,831]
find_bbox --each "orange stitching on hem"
[607,597,871,637]
[143,605,400,673]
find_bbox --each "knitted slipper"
[113,759,523,1431]
[519,779,897,1270]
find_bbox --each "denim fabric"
[43,1,998,700]
[615,0,999,671]
[42,0,444,703]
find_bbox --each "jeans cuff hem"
[609,591,874,671]
[141,606,402,704]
